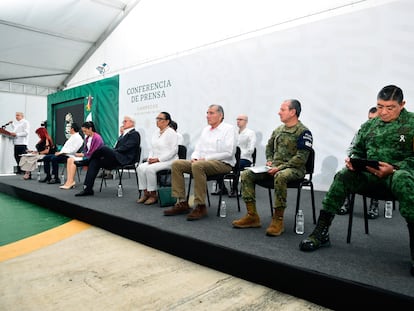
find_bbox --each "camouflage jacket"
[265,120,313,173]
[352,108,414,171]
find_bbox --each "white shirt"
[60,132,84,155]
[148,127,179,162]
[192,122,237,166]
[237,127,256,163]
[10,118,30,145]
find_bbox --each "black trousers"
[14,144,27,173]
[83,146,121,190]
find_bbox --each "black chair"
[186,147,241,216]
[229,147,256,197]
[156,145,187,187]
[347,189,397,243]
[99,146,141,195]
[255,148,316,232]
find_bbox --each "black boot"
[47,175,61,184]
[299,209,335,251]
[408,222,414,276]
[39,175,51,183]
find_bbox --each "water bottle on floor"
[117,184,123,197]
[211,181,217,193]
[60,173,65,185]
[384,201,393,218]
[220,200,227,218]
[295,209,304,234]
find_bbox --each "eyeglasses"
[236,118,246,121]
[156,117,166,121]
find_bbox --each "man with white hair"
[75,116,140,196]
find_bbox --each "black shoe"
[39,176,51,183]
[103,173,114,179]
[75,189,94,196]
[337,203,349,215]
[211,186,228,196]
[367,205,379,219]
[47,178,61,184]
[228,190,237,198]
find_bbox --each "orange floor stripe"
[0,220,91,262]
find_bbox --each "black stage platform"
[1,172,413,310]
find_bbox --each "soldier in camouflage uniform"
[232,99,313,236]
[300,85,414,277]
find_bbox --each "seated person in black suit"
[75,116,141,196]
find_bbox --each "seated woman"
[137,112,179,205]
[59,121,104,190]
[20,127,55,180]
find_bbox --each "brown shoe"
[164,201,191,216]
[187,204,207,221]
[144,191,158,205]
[137,190,150,204]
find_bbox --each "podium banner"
[0,127,15,174]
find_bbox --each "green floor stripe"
[0,193,71,246]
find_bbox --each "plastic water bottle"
[295,209,304,234]
[60,173,65,185]
[220,200,227,218]
[117,184,123,197]
[37,170,41,181]
[211,181,217,193]
[384,201,393,219]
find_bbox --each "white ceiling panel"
[0,0,139,90]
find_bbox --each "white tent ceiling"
[0,0,139,91]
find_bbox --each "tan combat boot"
[266,208,285,236]
[232,202,261,228]
[136,190,150,204]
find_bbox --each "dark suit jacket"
[114,129,141,166]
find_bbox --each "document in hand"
[246,165,271,173]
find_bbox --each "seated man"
[230,114,256,197]
[299,85,414,277]
[75,116,140,196]
[39,123,83,184]
[232,99,313,236]
[163,104,237,220]
[212,114,256,197]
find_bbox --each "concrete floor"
[0,225,330,311]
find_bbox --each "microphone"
[1,121,11,128]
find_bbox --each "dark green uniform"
[241,121,313,209]
[322,108,414,222]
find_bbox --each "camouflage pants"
[323,168,414,222]
[241,168,304,209]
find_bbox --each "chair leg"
[310,184,316,224]
[268,188,273,216]
[99,168,105,192]
[347,193,355,243]
[363,196,369,234]
[294,187,302,232]
[216,179,224,217]
[186,176,192,202]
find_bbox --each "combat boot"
[299,209,335,251]
[232,202,261,228]
[266,208,285,236]
[408,222,414,276]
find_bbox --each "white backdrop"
[117,0,414,191]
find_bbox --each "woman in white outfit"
[137,112,179,205]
